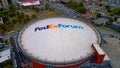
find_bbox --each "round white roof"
[18,17,98,64]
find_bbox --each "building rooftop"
[112,18,120,26]
[92,18,109,25]
[0,43,3,48]
[0,48,11,63]
[18,17,100,64]
[19,0,40,6]
[92,43,105,55]
[0,17,3,24]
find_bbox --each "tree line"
[66,0,86,13]
[0,5,36,34]
[106,5,120,16]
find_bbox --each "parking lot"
[43,1,85,19]
[102,37,120,68]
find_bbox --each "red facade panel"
[30,60,46,68]
[28,58,90,68]
[54,58,89,68]
[92,44,105,64]
[94,53,105,64]
[20,0,37,2]
[29,56,90,68]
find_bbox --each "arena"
[17,17,101,68]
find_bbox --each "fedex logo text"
[34,24,84,31]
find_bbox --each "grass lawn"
[18,9,61,17]
[38,9,60,17]
[4,64,12,68]
[18,9,36,16]
[13,23,25,31]
[13,9,61,31]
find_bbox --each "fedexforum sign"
[34,24,84,31]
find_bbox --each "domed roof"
[18,17,99,64]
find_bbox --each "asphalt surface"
[42,0,84,18]
[97,28,120,39]
[102,38,120,68]
[1,1,119,68]
[10,36,21,68]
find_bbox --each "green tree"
[105,5,111,12]
[12,18,18,24]
[2,16,9,23]
[6,24,14,31]
[8,11,16,17]
[32,14,37,19]
[24,15,30,21]
[9,5,17,11]
[0,24,6,34]
[0,24,6,31]
[108,17,113,24]
[67,0,77,9]
[114,16,118,21]
[45,3,49,9]
[0,8,3,11]
[18,12,25,18]
[0,29,5,34]
[96,13,102,17]
[32,7,39,12]
[67,0,86,13]
[111,8,120,15]
[78,2,84,7]
[77,7,86,13]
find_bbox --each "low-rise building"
[92,18,109,26]
[19,0,40,6]
[12,0,19,5]
[110,18,120,32]
[48,0,60,2]
[0,3,3,8]
[0,17,3,24]
[113,19,120,26]
[0,49,11,64]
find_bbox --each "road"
[10,36,22,68]
[49,2,120,38]
[42,0,85,18]
[0,1,119,68]
[1,0,118,41]
[97,28,120,38]
[2,0,119,41]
